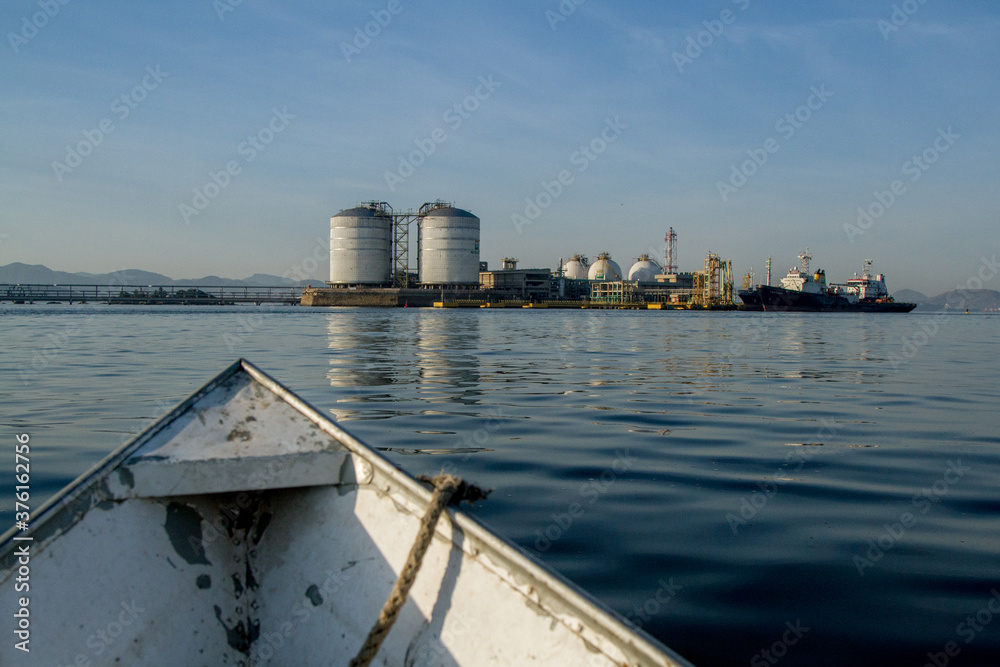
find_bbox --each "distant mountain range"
[0,263,321,288]
[892,289,928,304]
[3,263,998,310]
[893,288,1000,311]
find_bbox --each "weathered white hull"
[0,360,693,666]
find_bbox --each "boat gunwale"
[0,358,693,667]
[240,359,692,666]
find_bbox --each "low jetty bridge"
[0,284,302,305]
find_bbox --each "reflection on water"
[326,311,402,388]
[3,305,999,667]
[326,310,482,419]
[326,311,1000,667]
[415,310,480,393]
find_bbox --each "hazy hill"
[242,273,318,286]
[926,289,1000,311]
[73,268,176,284]
[171,275,251,287]
[0,263,318,287]
[892,289,928,305]
[0,263,134,284]
[3,263,998,307]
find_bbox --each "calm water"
[2,304,998,666]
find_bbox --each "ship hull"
[737,289,763,310]
[756,286,916,312]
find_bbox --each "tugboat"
[741,249,916,312]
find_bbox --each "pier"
[432,299,738,310]
[0,284,302,305]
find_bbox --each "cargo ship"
[740,250,916,312]
[736,288,762,309]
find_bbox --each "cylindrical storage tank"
[588,252,622,281]
[562,254,589,279]
[418,205,480,284]
[628,254,662,282]
[329,204,392,284]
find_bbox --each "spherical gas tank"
[628,255,662,282]
[562,254,590,279]
[588,252,622,281]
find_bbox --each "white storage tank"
[329,203,393,284]
[418,202,480,285]
[562,254,590,279]
[588,252,622,281]
[628,254,662,282]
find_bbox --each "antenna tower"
[664,227,677,273]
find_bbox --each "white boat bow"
[0,359,694,666]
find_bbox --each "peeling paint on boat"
[0,360,694,666]
[164,502,211,566]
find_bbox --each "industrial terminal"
[300,201,737,308]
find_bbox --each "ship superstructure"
[740,250,915,312]
[829,259,890,302]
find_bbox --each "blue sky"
[2,0,997,294]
